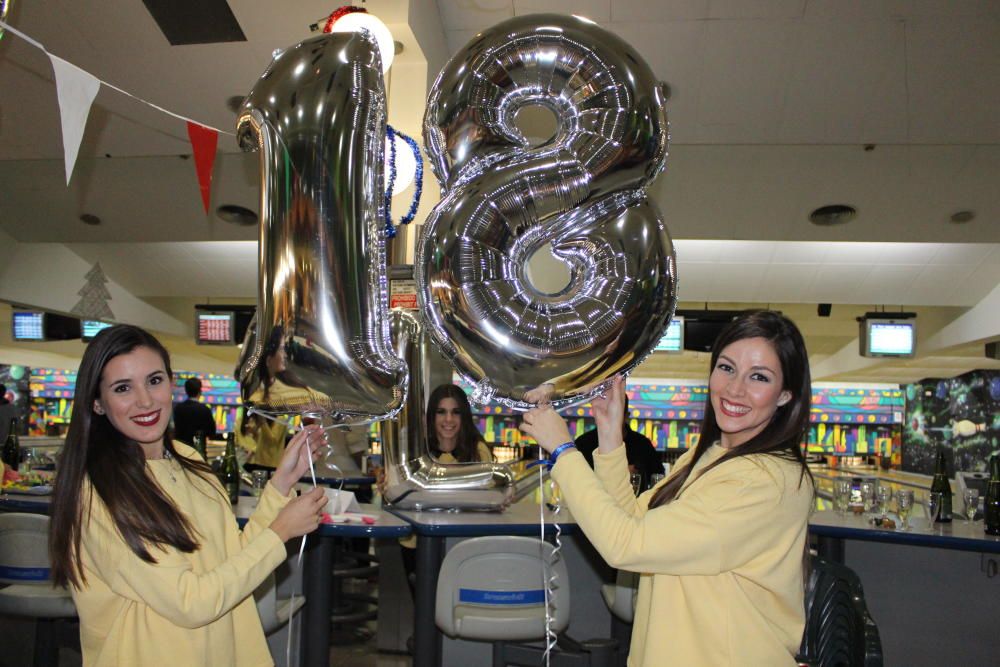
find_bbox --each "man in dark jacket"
[173,378,217,445]
[574,394,663,492]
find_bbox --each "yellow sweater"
[73,442,292,667]
[552,444,812,667]
[236,414,288,468]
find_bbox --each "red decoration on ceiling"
[186,121,218,214]
[322,5,367,33]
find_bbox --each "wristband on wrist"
[550,442,576,464]
[527,442,577,470]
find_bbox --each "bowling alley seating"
[796,556,883,667]
[436,536,616,667]
[0,513,78,667]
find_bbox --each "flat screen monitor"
[81,320,113,341]
[12,311,45,341]
[196,311,235,345]
[676,309,741,353]
[654,317,684,353]
[861,318,916,358]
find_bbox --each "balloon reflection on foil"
[234,30,407,424]
[381,310,515,511]
[417,14,677,410]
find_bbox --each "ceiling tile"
[513,0,611,22]
[436,0,514,30]
[707,0,806,20]
[610,0,710,22]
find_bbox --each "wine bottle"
[191,431,206,460]
[220,432,240,504]
[2,417,20,471]
[984,455,1000,537]
[930,448,953,522]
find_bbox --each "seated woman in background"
[48,324,329,667]
[521,310,815,667]
[427,383,493,464]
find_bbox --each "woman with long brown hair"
[425,383,492,463]
[49,324,329,666]
[521,310,815,667]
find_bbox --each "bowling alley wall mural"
[904,370,1000,475]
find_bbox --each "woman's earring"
[94,402,104,415]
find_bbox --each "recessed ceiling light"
[950,210,975,224]
[809,205,857,226]
[216,204,258,226]
[79,213,101,226]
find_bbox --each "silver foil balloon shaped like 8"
[234,30,407,424]
[418,14,677,410]
[381,309,515,511]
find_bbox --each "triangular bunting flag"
[187,121,219,214]
[49,55,100,185]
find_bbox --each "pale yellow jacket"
[73,442,291,666]
[552,443,813,667]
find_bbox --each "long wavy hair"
[49,325,220,588]
[425,384,488,462]
[648,310,813,509]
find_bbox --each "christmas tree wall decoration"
[71,262,115,320]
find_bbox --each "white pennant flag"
[49,55,100,185]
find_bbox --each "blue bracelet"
[528,442,577,470]
[550,442,576,464]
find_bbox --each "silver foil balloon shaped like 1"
[234,30,407,424]
[381,309,515,511]
[417,13,678,411]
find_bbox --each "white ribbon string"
[247,408,317,667]
[538,457,560,666]
[0,19,234,135]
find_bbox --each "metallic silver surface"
[235,31,407,424]
[418,14,677,410]
[381,310,515,511]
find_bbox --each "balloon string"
[247,407,316,666]
[538,455,559,665]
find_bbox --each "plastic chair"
[436,536,616,667]
[796,556,884,667]
[254,571,305,636]
[600,570,638,667]
[0,513,78,667]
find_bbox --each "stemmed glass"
[925,491,942,531]
[859,481,876,515]
[896,489,914,531]
[629,472,642,496]
[876,484,893,520]
[834,480,852,515]
[963,488,980,523]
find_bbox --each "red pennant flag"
[186,122,218,213]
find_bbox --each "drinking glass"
[629,472,642,496]
[896,489,914,531]
[859,481,876,514]
[251,470,269,498]
[834,480,852,515]
[964,488,980,523]
[21,448,39,474]
[925,491,942,529]
[649,473,665,489]
[876,485,892,519]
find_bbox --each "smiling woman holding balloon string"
[521,310,815,667]
[48,324,330,667]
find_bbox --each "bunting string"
[0,20,233,136]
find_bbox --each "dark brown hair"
[49,325,220,588]
[426,384,489,463]
[648,310,813,509]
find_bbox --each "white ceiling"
[0,0,998,383]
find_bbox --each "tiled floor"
[330,624,412,667]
